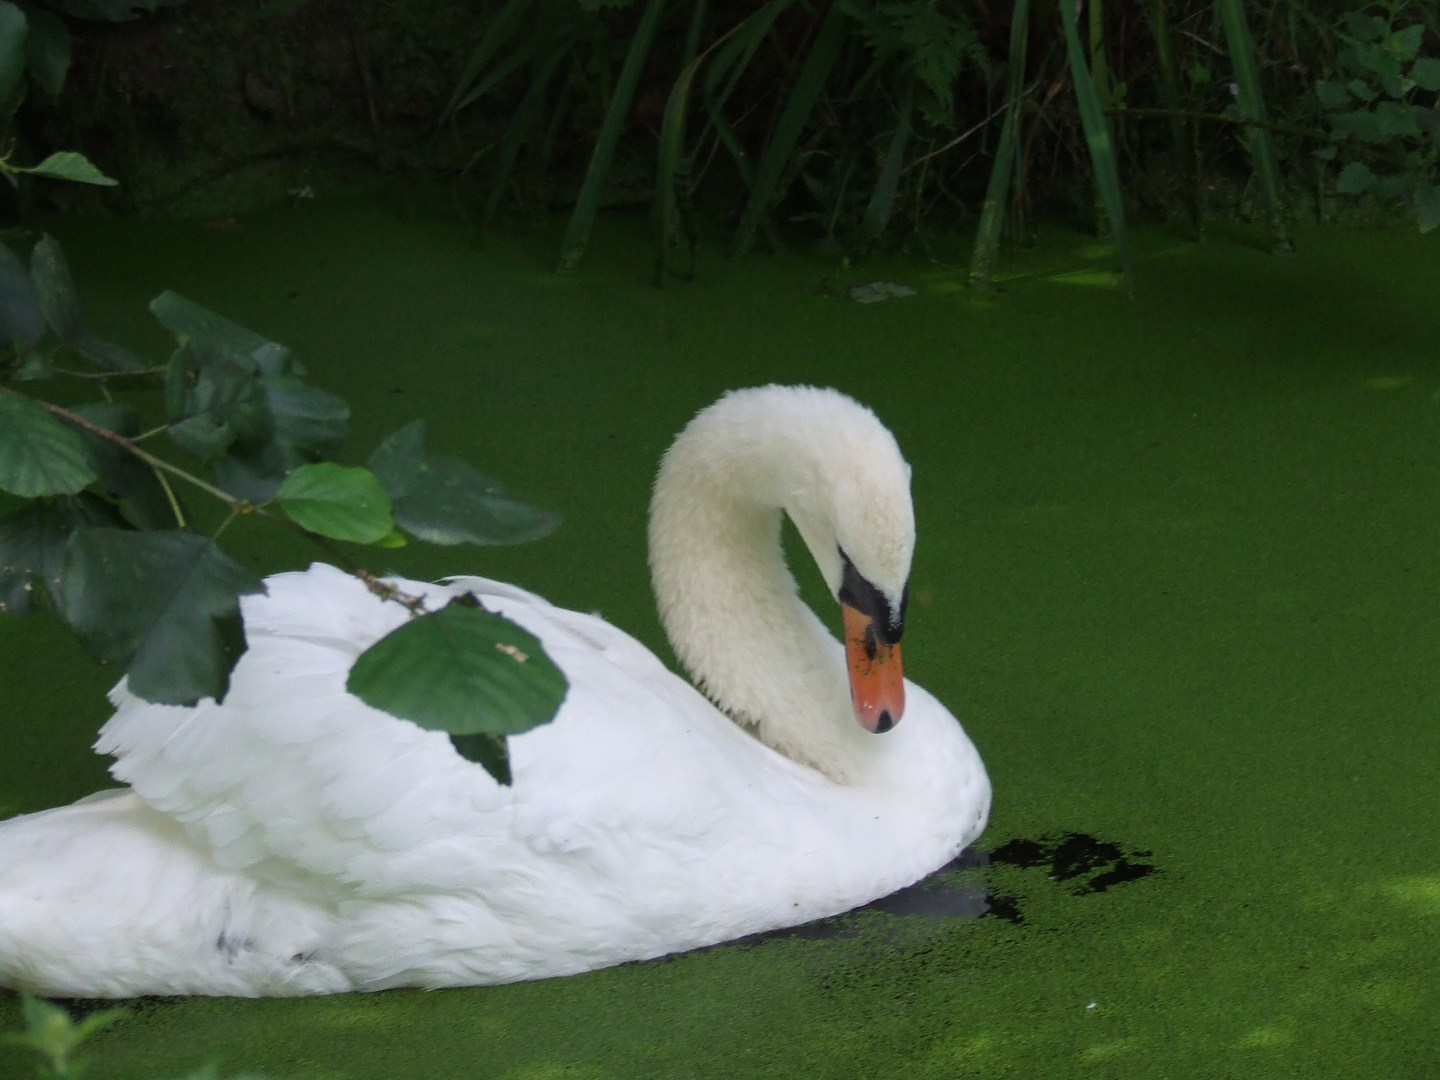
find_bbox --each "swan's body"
[0,386,989,997]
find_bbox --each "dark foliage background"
[7,0,1438,255]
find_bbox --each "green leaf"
[1336,160,1376,195]
[264,375,349,452]
[1332,108,1387,143]
[394,458,558,546]
[1343,11,1384,43]
[23,237,142,371]
[21,5,69,96]
[62,528,263,704]
[733,0,847,258]
[3,994,127,1077]
[367,419,427,493]
[347,594,568,783]
[375,525,408,548]
[449,732,512,785]
[72,327,147,372]
[29,234,82,341]
[150,291,296,378]
[1347,78,1376,102]
[1316,79,1350,109]
[1375,100,1420,138]
[0,394,97,497]
[368,422,558,545]
[556,0,668,272]
[68,401,176,529]
[0,503,64,616]
[16,151,116,185]
[0,239,43,348]
[166,344,272,460]
[1390,24,1424,63]
[0,2,27,102]
[212,441,291,503]
[203,373,345,505]
[0,497,122,615]
[277,463,393,543]
[1411,58,1440,93]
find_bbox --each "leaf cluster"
[0,0,142,187]
[1,234,565,785]
[436,0,1440,283]
[1,994,126,1079]
[1312,4,1440,230]
[2,994,272,1080]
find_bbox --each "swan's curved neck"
[648,399,878,783]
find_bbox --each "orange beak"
[843,600,905,733]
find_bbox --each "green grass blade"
[557,0,668,273]
[656,0,738,283]
[1142,0,1196,235]
[858,78,914,245]
[732,0,848,259]
[695,0,794,196]
[1216,0,1293,253]
[968,102,1021,289]
[451,35,542,116]
[969,0,1029,290]
[443,0,541,120]
[485,42,571,220]
[1058,0,1132,294]
[1143,0,1186,169]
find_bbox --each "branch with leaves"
[0,234,566,786]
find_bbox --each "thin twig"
[52,365,167,381]
[153,468,187,529]
[903,81,1042,175]
[212,505,239,541]
[0,386,253,511]
[1178,29,1226,55]
[355,569,430,616]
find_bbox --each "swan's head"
[775,390,914,734]
[650,385,916,744]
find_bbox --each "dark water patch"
[44,995,179,1021]
[989,833,1157,895]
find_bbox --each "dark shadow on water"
[695,831,1158,955]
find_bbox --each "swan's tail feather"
[0,790,350,997]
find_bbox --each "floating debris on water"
[848,282,917,304]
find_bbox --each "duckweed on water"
[1,203,1438,1079]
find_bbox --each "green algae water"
[2,202,1438,1078]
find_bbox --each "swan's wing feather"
[99,566,532,899]
[97,564,757,913]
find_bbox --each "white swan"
[0,385,989,997]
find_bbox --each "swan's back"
[0,564,985,994]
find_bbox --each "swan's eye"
[837,549,905,645]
